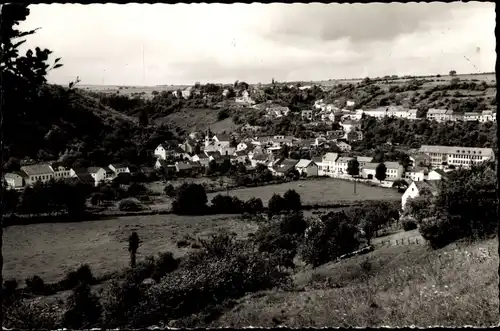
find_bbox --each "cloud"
[17,2,496,86]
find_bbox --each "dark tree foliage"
[172,183,208,215]
[128,232,140,268]
[268,193,286,215]
[283,189,302,211]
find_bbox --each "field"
[210,237,498,327]
[153,107,241,133]
[3,214,258,284]
[206,179,402,206]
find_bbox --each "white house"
[237,142,249,151]
[295,159,318,177]
[346,100,355,107]
[357,156,373,171]
[321,152,339,177]
[401,180,440,211]
[334,157,354,175]
[479,110,496,122]
[154,144,171,160]
[427,169,448,181]
[50,164,72,180]
[339,120,361,138]
[182,86,193,99]
[463,112,481,122]
[4,173,24,190]
[404,167,428,182]
[108,164,130,175]
[192,153,210,167]
[301,110,313,120]
[250,154,269,167]
[87,167,107,186]
[20,164,54,186]
[337,141,352,152]
[364,107,388,119]
[362,162,403,181]
[426,109,453,122]
[407,109,418,120]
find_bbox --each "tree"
[283,189,302,211]
[138,109,149,126]
[375,163,387,182]
[230,137,238,148]
[128,232,140,268]
[1,5,65,320]
[163,184,176,197]
[347,158,360,194]
[63,283,102,329]
[268,194,285,215]
[449,70,457,76]
[172,183,208,215]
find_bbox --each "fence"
[376,235,425,247]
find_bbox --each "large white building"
[426,109,453,122]
[418,145,495,169]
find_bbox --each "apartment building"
[419,145,495,169]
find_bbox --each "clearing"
[3,214,257,284]
[206,179,402,205]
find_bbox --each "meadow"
[206,178,402,206]
[3,214,258,285]
[211,237,498,327]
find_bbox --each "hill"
[210,237,497,327]
[3,84,180,170]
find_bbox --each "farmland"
[206,179,402,206]
[3,214,257,284]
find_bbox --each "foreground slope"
[211,238,497,327]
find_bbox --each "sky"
[18,2,496,86]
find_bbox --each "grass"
[3,214,258,285]
[153,107,241,133]
[210,237,498,327]
[206,178,402,206]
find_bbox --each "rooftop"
[21,164,54,176]
[419,145,494,157]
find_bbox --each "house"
[464,112,481,122]
[409,153,432,167]
[233,150,249,164]
[450,113,464,122]
[480,110,496,122]
[20,164,55,186]
[192,153,210,167]
[364,107,388,119]
[295,159,318,177]
[181,86,193,99]
[404,167,428,182]
[426,109,453,122]
[361,162,403,181]
[321,152,339,177]
[70,168,95,186]
[401,180,441,210]
[357,156,373,171]
[219,146,236,156]
[346,100,355,107]
[4,172,24,190]
[49,163,72,180]
[154,158,168,170]
[103,166,115,181]
[205,151,222,161]
[87,167,107,186]
[427,169,448,181]
[250,153,268,167]
[337,141,352,152]
[418,145,495,170]
[180,139,199,155]
[109,164,130,175]
[154,142,180,160]
[213,134,232,145]
[334,157,354,175]
[237,142,249,151]
[407,109,418,120]
[175,162,193,174]
[272,158,299,177]
[301,110,313,120]
[339,120,361,138]
[312,156,324,175]
[326,130,344,139]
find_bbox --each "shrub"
[268,193,285,215]
[210,194,244,213]
[283,189,302,211]
[163,184,176,197]
[4,299,61,330]
[127,183,148,197]
[118,198,143,212]
[25,275,46,295]
[300,211,361,267]
[402,217,418,231]
[62,264,95,289]
[172,183,208,215]
[63,283,102,329]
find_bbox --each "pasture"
[206,179,402,206]
[3,214,257,285]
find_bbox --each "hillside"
[3,84,179,170]
[210,237,498,327]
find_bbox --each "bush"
[172,183,208,215]
[210,194,244,213]
[163,184,176,197]
[127,183,148,197]
[61,264,95,290]
[300,211,361,267]
[283,189,302,211]
[402,218,418,231]
[118,198,143,212]
[25,275,46,295]
[63,283,102,329]
[4,299,61,330]
[268,193,285,215]
[244,197,264,214]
